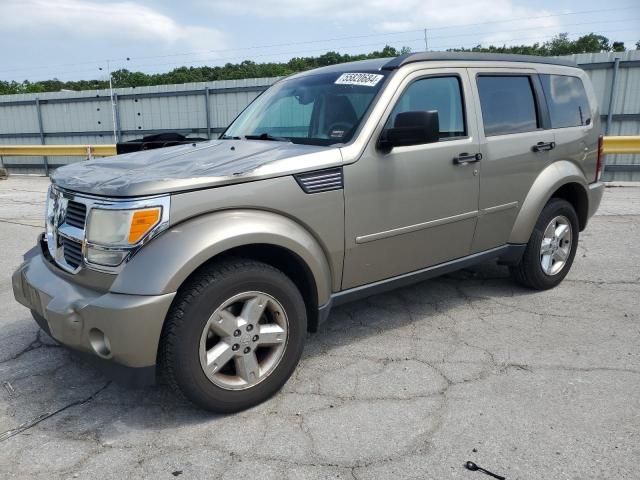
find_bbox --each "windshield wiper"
[244,133,290,142]
[220,134,241,140]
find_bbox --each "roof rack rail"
[381,52,578,70]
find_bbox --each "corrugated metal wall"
[0,77,278,173]
[565,51,640,181]
[1,52,639,180]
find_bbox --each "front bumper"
[12,250,175,386]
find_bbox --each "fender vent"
[295,167,343,194]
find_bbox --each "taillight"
[595,135,604,182]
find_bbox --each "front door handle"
[453,152,482,165]
[532,141,555,152]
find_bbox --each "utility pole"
[424,28,428,51]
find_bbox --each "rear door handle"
[532,141,555,152]
[453,152,482,165]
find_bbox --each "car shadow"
[2,259,542,434]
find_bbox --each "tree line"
[1,34,637,95]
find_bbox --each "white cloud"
[215,0,563,48]
[0,0,227,49]
[215,0,390,19]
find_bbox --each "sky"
[0,0,638,82]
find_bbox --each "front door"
[342,69,481,289]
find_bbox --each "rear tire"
[509,198,579,290]
[160,258,306,413]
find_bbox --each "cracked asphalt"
[1,176,639,480]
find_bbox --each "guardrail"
[2,137,639,157]
[0,137,639,175]
[601,136,640,155]
[0,144,116,158]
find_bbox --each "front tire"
[510,198,579,290]
[160,258,307,413]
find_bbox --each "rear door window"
[477,76,539,136]
[540,74,591,128]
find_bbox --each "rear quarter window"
[540,74,591,128]
[476,76,539,136]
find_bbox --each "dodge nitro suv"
[13,52,605,412]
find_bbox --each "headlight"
[87,207,161,246]
[85,247,130,267]
[85,198,168,268]
[87,207,162,246]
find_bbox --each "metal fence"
[0,77,278,174]
[567,51,640,181]
[1,51,639,180]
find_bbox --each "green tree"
[0,36,627,96]
[449,33,625,56]
[612,41,625,52]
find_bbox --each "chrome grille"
[61,237,83,269]
[295,167,344,194]
[65,201,87,229]
[46,186,87,273]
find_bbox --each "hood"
[51,139,343,197]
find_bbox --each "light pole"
[99,57,129,144]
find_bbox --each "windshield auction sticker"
[335,73,384,87]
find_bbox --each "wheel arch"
[549,182,589,231]
[111,209,334,330]
[205,243,320,332]
[509,161,590,244]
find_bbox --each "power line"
[425,5,638,31]
[19,26,638,83]
[427,29,639,50]
[0,4,637,76]
[103,26,640,73]
[428,17,638,41]
[107,5,640,62]
[37,18,638,80]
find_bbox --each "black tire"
[160,257,307,413]
[509,198,579,290]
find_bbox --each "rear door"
[467,69,555,252]
[538,72,599,181]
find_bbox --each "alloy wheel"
[198,291,289,390]
[539,215,572,276]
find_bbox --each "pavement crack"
[0,330,61,364]
[0,381,111,442]
[0,217,42,229]
[350,466,360,480]
[565,278,640,286]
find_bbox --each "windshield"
[222,71,389,146]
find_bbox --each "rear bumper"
[587,182,605,220]
[12,252,175,386]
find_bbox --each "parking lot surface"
[0,176,638,479]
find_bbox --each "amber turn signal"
[128,208,161,244]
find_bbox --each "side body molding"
[509,160,589,244]
[110,210,334,306]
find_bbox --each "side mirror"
[378,110,439,150]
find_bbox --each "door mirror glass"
[379,110,440,149]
